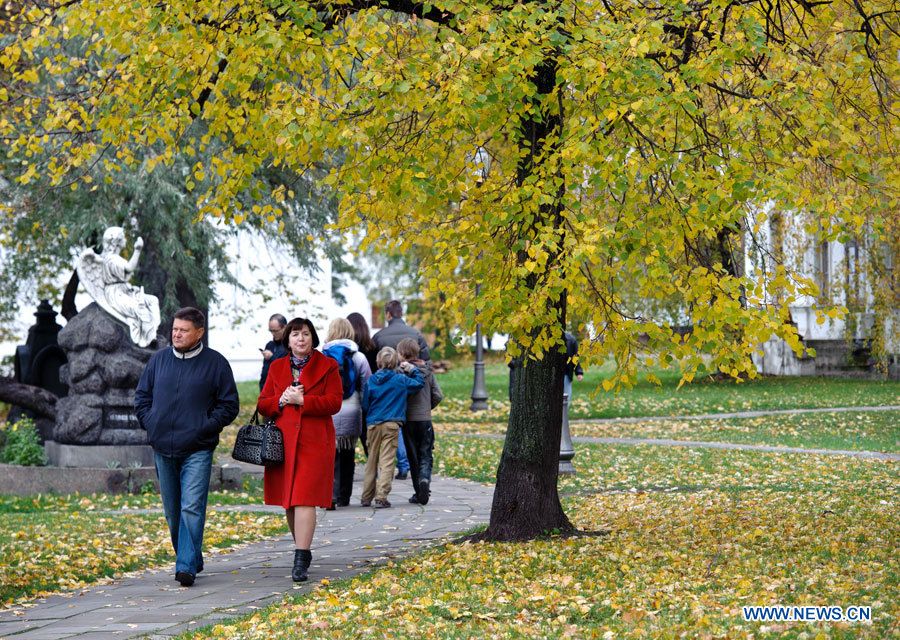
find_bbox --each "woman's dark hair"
[281,317,320,350]
[347,312,375,352]
[174,307,206,329]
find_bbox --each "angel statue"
[76,226,161,347]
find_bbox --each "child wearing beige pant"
[359,347,423,508]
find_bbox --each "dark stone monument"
[10,300,68,441]
[47,303,162,467]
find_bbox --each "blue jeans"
[396,428,409,474]
[154,449,213,576]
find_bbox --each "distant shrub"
[0,418,47,466]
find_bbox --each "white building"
[747,210,898,378]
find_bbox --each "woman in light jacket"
[322,317,372,508]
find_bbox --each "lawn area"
[432,436,897,495]
[431,360,900,421]
[435,410,900,453]
[186,437,898,639]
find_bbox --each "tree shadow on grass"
[455,525,610,545]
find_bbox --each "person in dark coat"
[257,317,343,582]
[396,338,443,505]
[347,311,379,374]
[372,300,430,361]
[135,307,239,588]
[563,331,585,399]
[259,313,288,390]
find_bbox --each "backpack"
[323,344,359,400]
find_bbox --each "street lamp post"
[559,392,576,474]
[470,284,489,411]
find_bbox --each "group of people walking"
[134,300,441,588]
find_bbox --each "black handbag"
[231,409,284,466]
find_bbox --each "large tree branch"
[0,377,58,420]
[321,0,457,29]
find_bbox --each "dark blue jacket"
[362,367,423,426]
[564,332,585,381]
[134,346,239,456]
[259,340,287,390]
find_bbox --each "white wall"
[209,232,371,381]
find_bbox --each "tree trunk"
[0,377,57,419]
[61,270,79,320]
[480,53,574,541]
[483,327,573,540]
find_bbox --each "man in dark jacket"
[372,300,430,479]
[372,300,430,361]
[134,307,239,587]
[259,313,287,390]
[563,331,585,407]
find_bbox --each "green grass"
[237,380,262,407]
[571,410,900,453]
[434,435,898,496]
[433,361,900,421]
[436,410,900,453]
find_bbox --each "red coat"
[257,350,343,508]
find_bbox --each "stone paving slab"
[0,473,494,639]
[570,436,900,460]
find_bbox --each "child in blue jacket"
[360,347,424,508]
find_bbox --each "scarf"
[289,353,311,384]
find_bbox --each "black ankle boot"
[292,549,312,582]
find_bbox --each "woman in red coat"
[257,317,342,582]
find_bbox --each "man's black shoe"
[395,471,408,480]
[176,571,195,587]
[408,494,419,504]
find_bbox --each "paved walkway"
[455,429,899,461]
[0,474,494,640]
[569,436,900,461]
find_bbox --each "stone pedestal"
[45,441,155,468]
[0,463,241,495]
[54,303,160,449]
